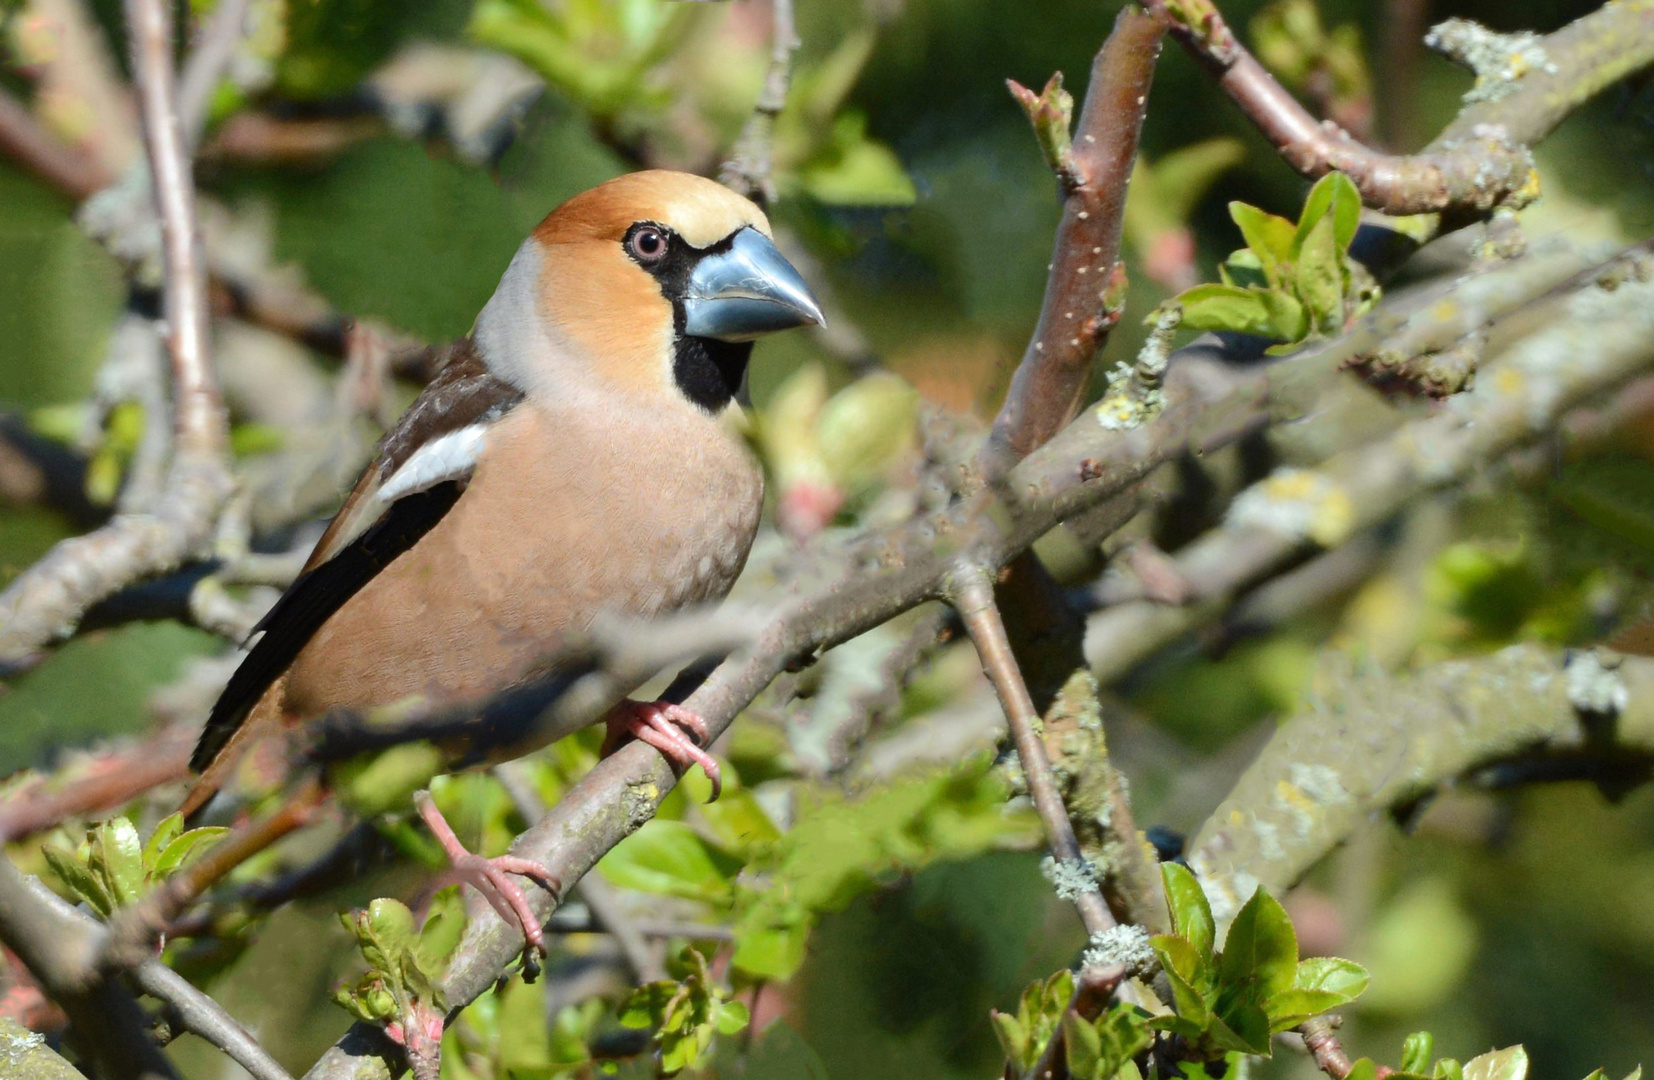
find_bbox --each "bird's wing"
[190,339,523,775]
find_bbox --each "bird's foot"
[603,700,722,800]
[415,790,560,957]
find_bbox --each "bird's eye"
[627,226,667,263]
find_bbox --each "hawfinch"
[181,170,822,946]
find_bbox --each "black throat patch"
[672,334,753,413]
[623,221,752,414]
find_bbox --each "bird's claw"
[415,791,560,956]
[604,700,722,800]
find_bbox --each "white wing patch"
[377,423,489,504]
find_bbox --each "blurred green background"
[3,0,1654,1076]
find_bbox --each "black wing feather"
[190,482,464,773]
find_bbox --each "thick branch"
[1085,242,1654,684]
[1187,645,1654,925]
[1147,0,1654,217]
[983,8,1164,475]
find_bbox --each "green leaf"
[1176,283,1279,337]
[731,912,812,981]
[141,813,185,869]
[92,818,146,909]
[1295,171,1362,256]
[599,820,739,904]
[713,999,750,1036]
[1464,1047,1529,1080]
[1160,863,1215,959]
[1229,202,1297,286]
[697,789,781,855]
[44,845,114,918]
[414,885,468,977]
[497,975,552,1072]
[1152,935,1212,1029]
[1063,1010,1103,1080]
[799,114,917,206]
[1294,211,1345,332]
[1265,988,1349,1032]
[1259,288,1309,342]
[1437,1059,1466,1080]
[151,827,227,880]
[1217,888,1298,1001]
[1347,1060,1382,1080]
[1294,956,1371,998]
[1403,1033,1437,1075]
[618,982,677,1029]
[992,1011,1029,1067]
[1206,1003,1272,1055]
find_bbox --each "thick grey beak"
[682,228,825,342]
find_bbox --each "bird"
[180,169,823,950]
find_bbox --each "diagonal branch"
[0,89,113,200]
[951,567,1120,945]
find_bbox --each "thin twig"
[951,567,1118,945]
[717,0,798,204]
[0,0,235,666]
[1299,1018,1360,1080]
[0,89,113,199]
[177,0,256,151]
[99,779,324,973]
[0,725,194,844]
[134,961,298,1080]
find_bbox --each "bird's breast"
[283,400,762,714]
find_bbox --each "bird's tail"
[178,682,286,821]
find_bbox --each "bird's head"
[474,170,823,413]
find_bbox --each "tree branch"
[717,0,797,204]
[1084,241,1654,684]
[1145,0,1654,218]
[0,89,113,200]
[983,7,1164,476]
[1189,644,1654,925]
[177,0,256,151]
[0,0,235,667]
[0,857,179,1080]
[952,568,1120,945]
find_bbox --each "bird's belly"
[283,408,761,716]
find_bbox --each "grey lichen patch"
[1094,362,1163,431]
[1566,650,1628,716]
[0,1017,77,1080]
[1082,924,1157,976]
[1425,18,1557,103]
[1227,468,1355,547]
[1094,307,1179,431]
[0,1026,43,1066]
[1041,855,1101,900]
